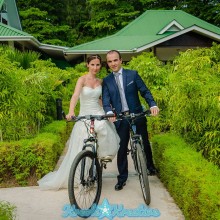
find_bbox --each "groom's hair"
[106,50,122,60]
[87,54,102,64]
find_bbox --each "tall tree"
[19,7,71,46]
[17,0,64,24]
[85,0,140,37]
[178,0,220,28]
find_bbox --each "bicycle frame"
[128,117,144,173]
[80,119,98,184]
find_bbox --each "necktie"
[114,73,129,112]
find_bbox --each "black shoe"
[147,167,158,176]
[115,182,126,191]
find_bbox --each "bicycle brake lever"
[71,116,77,121]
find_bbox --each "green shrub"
[0,121,68,186]
[168,47,220,166]
[152,133,220,220]
[127,52,170,134]
[127,52,169,108]
[0,45,72,141]
[0,201,16,220]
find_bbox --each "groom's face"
[106,52,122,73]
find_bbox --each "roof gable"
[0,0,22,30]
[0,0,4,8]
[115,10,220,36]
[158,20,184,34]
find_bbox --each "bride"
[38,54,120,190]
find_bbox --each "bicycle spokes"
[68,150,102,216]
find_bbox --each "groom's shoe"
[115,181,126,191]
[147,166,158,176]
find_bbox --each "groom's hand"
[150,106,159,116]
[107,111,116,122]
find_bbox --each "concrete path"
[0,154,184,220]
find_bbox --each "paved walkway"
[0,154,185,220]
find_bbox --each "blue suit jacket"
[102,69,157,115]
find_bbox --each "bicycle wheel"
[136,143,151,205]
[68,149,102,218]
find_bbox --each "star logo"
[97,198,114,219]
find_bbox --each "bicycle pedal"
[101,159,112,163]
[103,163,107,169]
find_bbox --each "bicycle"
[116,110,151,205]
[66,113,115,218]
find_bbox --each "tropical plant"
[127,52,170,133]
[168,46,220,166]
[0,46,72,141]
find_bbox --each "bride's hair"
[87,54,102,64]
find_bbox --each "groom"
[102,50,159,191]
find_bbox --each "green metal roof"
[0,22,30,37]
[65,10,220,53]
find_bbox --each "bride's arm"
[66,77,84,120]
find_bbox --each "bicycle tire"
[136,143,151,205]
[68,149,102,218]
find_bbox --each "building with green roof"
[64,10,220,62]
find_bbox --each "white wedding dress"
[38,85,120,190]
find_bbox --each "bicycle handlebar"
[116,110,151,121]
[62,110,151,122]
[63,111,115,122]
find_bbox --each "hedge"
[152,133,220,220]
[0,121,70,186]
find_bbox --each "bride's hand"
[66,113,75,121]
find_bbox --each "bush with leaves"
[0,121,67,186]
[126,52,170,134]
[0,46,72,141]
[0,201,16,220]
[152,133,220,220]
[168,46,220,166]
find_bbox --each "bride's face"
[87,58,101,75]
